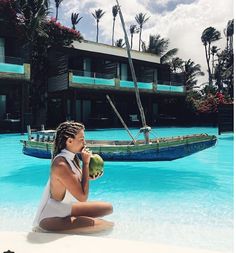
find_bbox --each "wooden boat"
[20,130,217,161]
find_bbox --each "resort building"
[0,23,30,132]
[0,27,185,131]
[47,40,185,128]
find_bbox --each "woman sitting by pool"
[33,121,113,233]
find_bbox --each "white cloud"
[57,0,233,85]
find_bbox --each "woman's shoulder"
[51,156,70,173]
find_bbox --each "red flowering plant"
[186,89,233,115]
[196,91,233,114]
[45,18,83,47]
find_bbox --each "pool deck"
[0,231,229,253]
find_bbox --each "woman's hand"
[80,146,91,166]
[89,170,104,180]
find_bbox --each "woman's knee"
[104,202,113,215]
[39,218,51,230]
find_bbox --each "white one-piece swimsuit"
[32,149,82,229]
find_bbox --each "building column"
[21,81,30,133]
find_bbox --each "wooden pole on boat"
[116,0,150,144]
[27,125,31,140]
[106,95,136,143]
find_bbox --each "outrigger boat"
[21,129,217,161]
[20,1,217,161]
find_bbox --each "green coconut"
[89,154,104,178]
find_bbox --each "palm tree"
[55,0,63,21]
[160,48,178,64]
[112,5,119,46]
[135,13,150,51]
[115,38,125,48]
[211,45,219,75]
[146,34,169,55]
[201,26,221,85]
[16,0,49,42]
[184,59,204,91]
[71,12,83,30]
[224,19,234,51]
[169,57,184,73]
[14,0,49,127]
[92,9,105,43]
[145,35,178,63]
[129,24,139,49]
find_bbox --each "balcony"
[0,56,30,81]
[71,71,115,87]
[69,70,185,94]
[157,81,184,93]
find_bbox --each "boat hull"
[21,135,217,161]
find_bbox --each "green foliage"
[201,26,221,85]
[111,5,118,46]
[135,12,150,51]
[129,24,139,49]
[201,27,221,45]
[92,8,106,21]
[16,0,49,42]
[92,8,105,42]
[144,34,178,64]
[0,0,18,25]
[146,34,169,55]
[115,38,125,48]
[71,12,83,30]
[202,19,234,98]
[135,13,150,28]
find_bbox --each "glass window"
[83,58,91,77]
[0,38,5,63]
[120,63,127,80]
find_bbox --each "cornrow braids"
[52,121,85,159]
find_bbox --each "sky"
[50,0,234,86]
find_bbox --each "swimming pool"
[0,127,233,252]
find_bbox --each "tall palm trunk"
[212,53,215,74]
[55,7,58,20]
[207,43,212,85]
[96,21,99,42]
[116,0,150,143]
[229,36,233,51]
[112,18,115,46]
[204,44,212,85]
[138,27,142,51]
[130,34,133,49]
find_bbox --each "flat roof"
[72,40,160,64]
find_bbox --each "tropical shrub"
[186,90,233,114]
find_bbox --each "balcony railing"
[0,56,25,74]
[157,81,184,93]
[120,80,153,90]
[70,70,185,93]
[71,70,115,87]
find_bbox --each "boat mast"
[116,0,151,144]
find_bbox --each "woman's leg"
[71,201,113,218]
[39,216,114,234]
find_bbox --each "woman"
[33,121,113,233]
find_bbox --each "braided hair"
[52,121,85,159]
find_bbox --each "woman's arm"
[80,147,91,201]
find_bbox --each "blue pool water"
[0,127,233,252]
